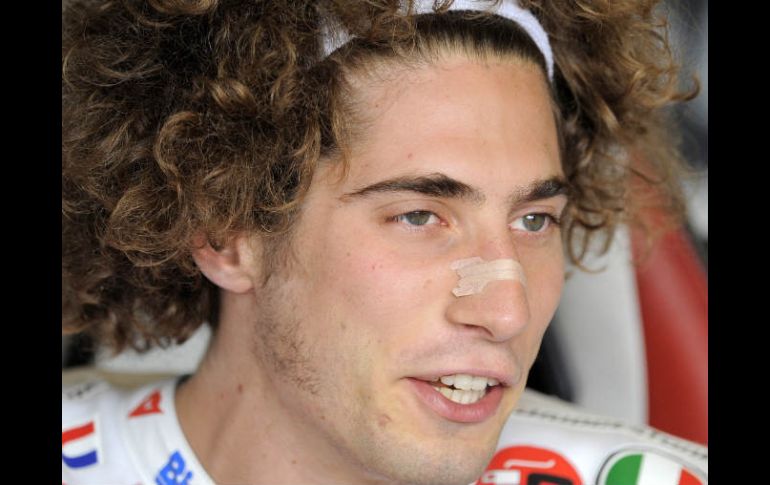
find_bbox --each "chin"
[383,454,491,485]
[359,430,498,485]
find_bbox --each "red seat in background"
[632,222,708,446]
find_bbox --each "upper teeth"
[436,374,500,390]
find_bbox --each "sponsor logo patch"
[156,450,194,485]
[129,389,163,418]
[597,449,705,485]
[63,381,106,401]
[61,418,101,469]
[475,445,583,485]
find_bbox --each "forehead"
[334,56,561,191]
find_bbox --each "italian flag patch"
[598,450,705,485]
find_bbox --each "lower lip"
[406,378,504,424]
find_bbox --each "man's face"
[250,56,567,485]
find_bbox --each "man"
[62,1,706,484]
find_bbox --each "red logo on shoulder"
[129,389,163,418]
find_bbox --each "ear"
[191,233,260,294]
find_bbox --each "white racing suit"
[62,376,707,485]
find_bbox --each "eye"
[390,210,441,227]
[510,213,560,233]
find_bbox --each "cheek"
[309,212,431,307]
[531,262,564,317]
[337,249,441,323]
[518,244,565,344]
[299,232,447,405]
[523,239,565,308]
[305,226,449,350]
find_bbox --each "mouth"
[427,374,502,405]
[406,373,508,423]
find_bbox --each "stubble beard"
[246,243,496,485]
[250,269,322,397]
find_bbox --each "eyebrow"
[340,172,570,207]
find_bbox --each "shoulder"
[62,368,176,485]
[486,388,708,485]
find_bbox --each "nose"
[445,242,531,342]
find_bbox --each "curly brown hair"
[62,0,699,354]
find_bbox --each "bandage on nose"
[450,257,527,297]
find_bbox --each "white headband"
[321,0,554,80]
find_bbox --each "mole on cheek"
[378,414,392,428]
